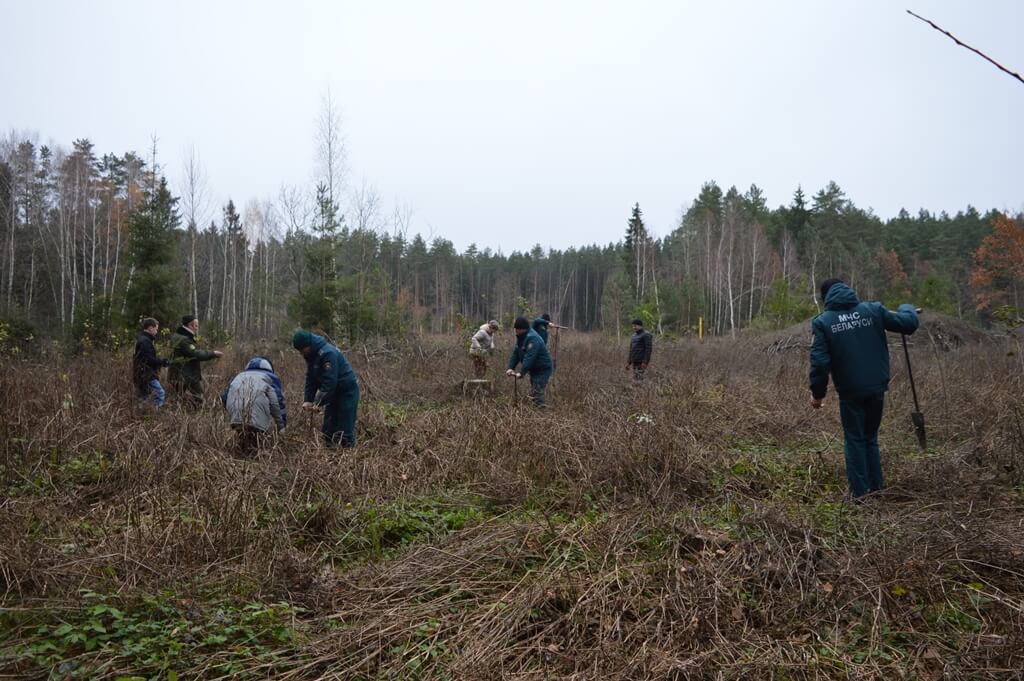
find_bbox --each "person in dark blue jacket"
[809,278,919,499]
[531,313,552,345]
[507,316,554,406]
[293,330,360,448]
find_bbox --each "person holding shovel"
[532,313,568,371]
[293,330,360,448]
[531,313,554,345]
[808,278,919,500]
[507,316,553,407]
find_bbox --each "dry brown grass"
[1,328,1023,679]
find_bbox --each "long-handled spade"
[511,373,520,405]
[900,333,927,451]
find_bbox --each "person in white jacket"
[469,320,500,378]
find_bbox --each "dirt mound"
[920,312,993,349]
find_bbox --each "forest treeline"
[1,131,1022,351]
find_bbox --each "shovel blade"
[910,411,927,451]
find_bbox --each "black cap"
[513,316,530,330]
[819,278,844,303]
[632,318,643,326]
[541,313,551,321]
[181,314,197,326]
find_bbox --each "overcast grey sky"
[3,1,1022,251]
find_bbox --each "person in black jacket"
[132,317,169,410]
[626,319,653,382]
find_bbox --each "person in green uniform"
[169,314,223,408]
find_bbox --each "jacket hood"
[478,323,493,334]
[176,325,196,340]
[245,356,275,372]
[824,283,860,311]
[292,329,327,352]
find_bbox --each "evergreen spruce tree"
[124,176,181,327]
[623,203,648,303]
[289,182,342,334]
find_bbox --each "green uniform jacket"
[168,326,217,395]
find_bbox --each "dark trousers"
[839,393,886,498]
[631,363,646,383]
[323,379,360,448]
[171,378,204,409]
[234,425,268,458]
[528,369,552,406]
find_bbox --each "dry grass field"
[2,322,1023,679]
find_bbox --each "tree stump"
[461,379,492,396]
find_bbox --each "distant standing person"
[293,330,360,448]
[809,278,919,500]
[627,319,653,382]
[506,316,553,406]
[221,356,287,458]
[132,317,169,411]
[469,320,500,379]
[169,314,223,408]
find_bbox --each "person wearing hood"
[292,330,360,448]
[506,316,554,406]
[809,278,919,500]
[169,314,223,408]
[469,319,500,378]
[132,317,170,410]
[531,313,553,345]
[221,356,287,457]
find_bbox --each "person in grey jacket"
[469,320,500,378]
[221,356,287,457]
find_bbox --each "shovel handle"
[900,333,921,413]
